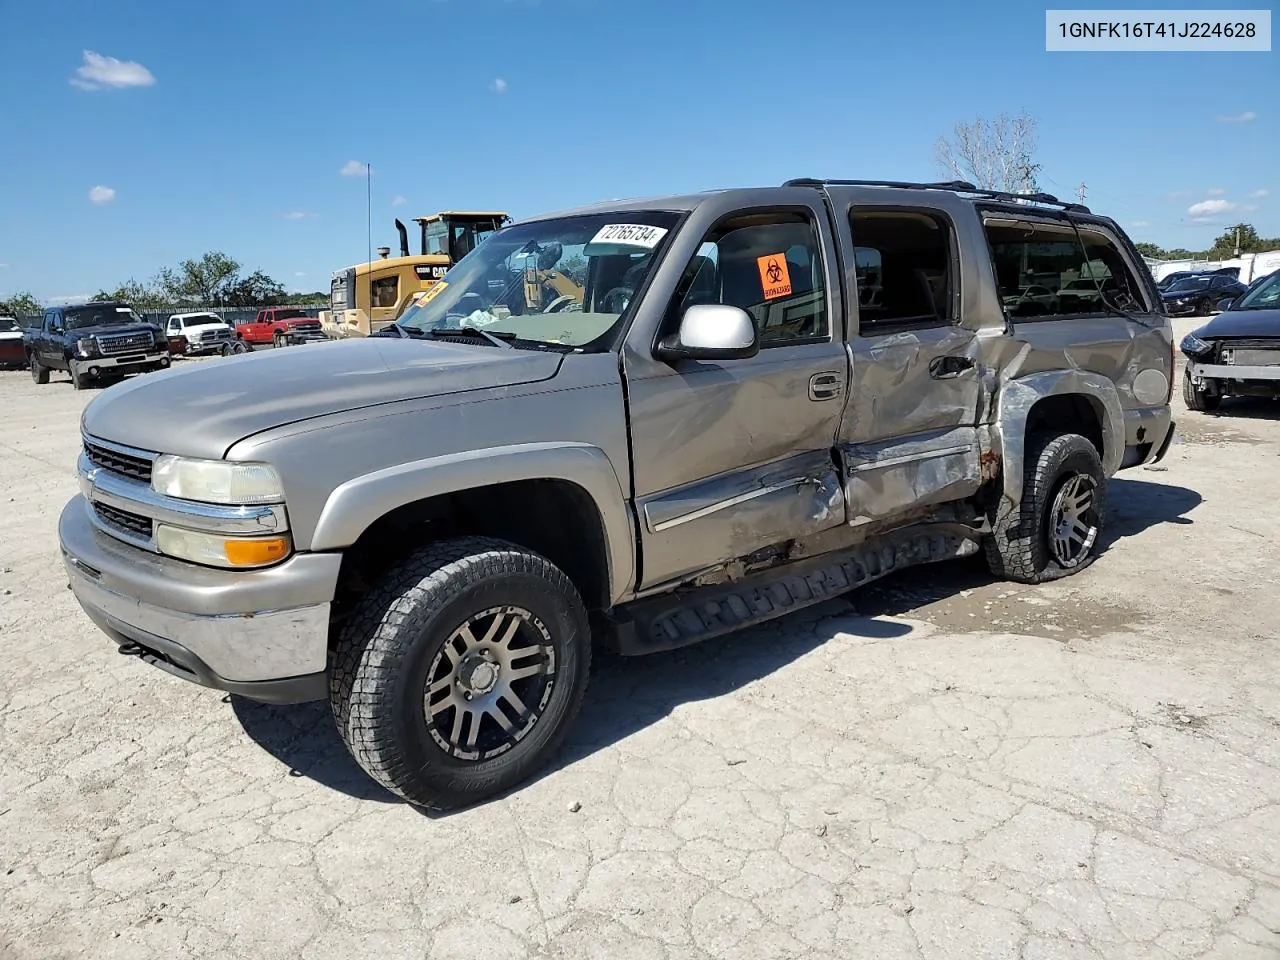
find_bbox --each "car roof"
[58,300,130,310]
[170,311,223,319]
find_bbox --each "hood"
[81,337,563,458]
[1161,288,1209,300]
[1192,308,1280,340]
[0,330,22,340]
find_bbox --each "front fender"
[309,441,636,604]
[994,370,1125,510]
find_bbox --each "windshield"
[65,306,145,329]
[0,317,18,332]
[274,308,307,320]
[1236,272,1280,310]
[1169,277,1211,292]
[396,211,680,350]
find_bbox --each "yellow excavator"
[322,211,510,339]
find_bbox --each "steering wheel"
[600,286,635,314]
[543,294,577,313]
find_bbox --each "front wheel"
[30,354,49,384]
[1182,369,1221,412]
[330,537,591,810]
[272,330,286,349]
[984,432,1107,584]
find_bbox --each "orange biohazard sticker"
[757,254,792,300]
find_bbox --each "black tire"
[29,354,48,384]
[1182,369,1220,412]
[984,432,1107,585]
[330,536,591,810]
[70,365,85,390]
[272,330,285,349]
[233,340,249,354]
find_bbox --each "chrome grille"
[98,332,154,356]
[93,502,153,539]
[199,328,232,344]
[84,441,154,483]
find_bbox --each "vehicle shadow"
[1205,397,1280,421]
[227,479,1196,811]
[230,605,914,809]
[1102,476,1201,546]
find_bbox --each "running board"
[606,526,980,656]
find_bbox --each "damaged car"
[60,179,1173,810]
[1181,269,1280,411]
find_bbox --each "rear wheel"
[1182,369,1221,412]
[272,330,286,349]
[30,354,48,384]
[232,340,249,354]
[330,537,591,810]
[984,432,1107,584]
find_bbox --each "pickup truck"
[27,301,170,389]
[60,178,1174,810]
[235,307,327,348]
[0,315,24,368]
[165,311,245,357]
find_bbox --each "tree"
[220,270,287,307]
[90,278,167,312]
[156,251,241,304]
[1207,223,1270,260]
[1134,242,1163,260]
[557,255,588,286]
[0,291,41,316]
[935,111,1041,194]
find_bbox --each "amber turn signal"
[224,537,291,567]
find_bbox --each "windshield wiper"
[426,325,516,349]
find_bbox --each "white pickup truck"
[165,312,244,357]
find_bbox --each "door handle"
[929,355,975,379]
[808,372,843,401]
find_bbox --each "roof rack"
[782,178,1091,214]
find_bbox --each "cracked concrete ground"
[3,330,1280,959]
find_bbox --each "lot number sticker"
[589,224,668,248]
[757,254,792,300]
[419,281,448,304]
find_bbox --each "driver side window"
[670,212,829,346]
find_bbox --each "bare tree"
[935,111,1041,194]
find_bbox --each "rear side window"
[984,219,1148,319]
[848,210,955,332]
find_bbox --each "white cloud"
[490,77,508,94]
[294,271,307,277]
[340,160,369,177]
[391,195,408,207]
[1253,189,1270,198]
[0,263,8,269]
[48,294,93,304]
[70,51,156,91]
[1207,187,1225,196]
[88,185,116,205]
[1216,111,1257,123]
[282,211,315,220]
[1242,204,1259,212]
[1130,220,1151,228]
[1187,199,1238,218]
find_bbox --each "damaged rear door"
[829,196,995,525]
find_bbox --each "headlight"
[156,524,291,568]
[151,455,285,505]
[75,337,97,356]
[1180,333,1214,358]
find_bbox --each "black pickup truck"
[25,301,171,389]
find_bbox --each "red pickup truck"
[235,307,328,347]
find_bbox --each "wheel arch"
[994,371,1124,511]
[311,442,636,607]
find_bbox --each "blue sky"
[0,0,1275,302]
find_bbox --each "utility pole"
[1076,182,1087,205]
[1234,225,1241,257]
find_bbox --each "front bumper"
[1188,361,1280,381]
[70,351,169,376]
[59,495,341,702]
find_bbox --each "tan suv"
[60,178,1175,809]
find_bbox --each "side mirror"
[1216,297,1237,312]
[655,304,759,363]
